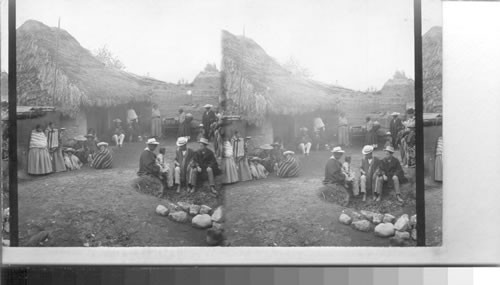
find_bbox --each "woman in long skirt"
[232,131,252,181]
[45,122,66,173]
[337,112,350,147]
[434,136,443,182]
[151,104,162,138]
[221,134,239,184]
[364,117,377,146]
[27,125,53,175]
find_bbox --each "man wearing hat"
[323,146,350,185]
[173,137,196,193]
[374,145,405,202]
[191,137,220,194]
[359,145,381,201]
[90,142,113,169]
[389,112,403,149]
[276,151,300,178]
[202,104,217,140]
[137,138,161,178]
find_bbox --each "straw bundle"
[221,30,353,126]
[16,20,161,118]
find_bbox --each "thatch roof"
[17,20,164,118]
[221,30,354,125]
[422,26,442,113]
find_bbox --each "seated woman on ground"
[90,142,113,169]
[276,151,300,178]
[63,148,82,170]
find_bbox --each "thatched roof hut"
[17,20,163,118]
[422,26,442,113]
[221,30,354,126]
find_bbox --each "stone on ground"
[192,214,213,229]
[26,231,50,246]
[410,214,417,228]
[211,206,223,223]
[374,223,395,237]
[383,213,396,224]
[200,205,212,215]
[394,214,410,231]
[168,211,189,223]
[360,210,376,222]
[2,239,10,246]
[206,228,224,246]
[339,213,352,225]
[177,202,191,212]
[212,222,224,231]
[165,201,180,212]
[352,220,371,232]
[155,205,169,216]
[411,228,417,241]
[395,231,410,240]
[372,213,384,225]
[189,204,201,216]
[389,236,408,247]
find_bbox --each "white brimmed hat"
[283,150,295,156]
[97,142,109,147]
[146,138,160,145]
[362,145,374,155]
[203,104,213,108]
[112,118,122,123]
[331,146,345,153]
[384,145,395,153]
[199,137,209,145]
[176,137,188,146]
[391,112,400,116]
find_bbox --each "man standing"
[389,112,403,148]
[192,138,220,194]
[173,137,196,193]
[137,138,160,178]
[374,145,405,202]
[202,104,217,140]
[359,145,380,202]
[323,146,348,185]
[111,119,125,147]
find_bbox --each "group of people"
[27,123,113,175]
[323,144,407,202]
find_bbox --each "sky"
[7,0,442,90]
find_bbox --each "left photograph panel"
[1,0,10,247]
[10,0,225,246]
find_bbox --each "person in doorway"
[111,119,125,147]
[177,108,187,137]
[45,122,66,173]
[337,112,350,147]
[296,127,312,156]
[151,103,162,139]
[374,145,405,202]
[364,116,377,147]
[389,112,404,149]
[173,136,196,193]
[202,104,217,140]
[137,138,161,178]
[90,142,113,169]
[276,151,300,178]
[27,124,53,175]
[127,105,139,125]
[191,138,220,194]
[359,145,380,201]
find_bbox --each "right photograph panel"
[218,0,442,246]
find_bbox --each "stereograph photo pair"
[2,0,449,260]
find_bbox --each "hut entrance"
[271,115,295,147]
[86,106,111,139]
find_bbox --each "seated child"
[342,156,356,189]
[156,147,173,188]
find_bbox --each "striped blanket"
[277,156,300,178]
[90,149,113,169]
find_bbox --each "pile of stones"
[156,201,224,246]
[339,209,417,246]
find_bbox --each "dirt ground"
[224,145,443,246]
[16,138,223,247]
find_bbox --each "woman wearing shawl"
[221,133,239,184]
[232,131,252,181]
[90,142,113,169]
[45,122,66,173]
[337,112,350,147]
[151,103,162,138]
[27,124,53,175]
[277,151,300,178]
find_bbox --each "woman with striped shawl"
[45,122,66,173]
[277,151,300,178]
[90,142,113,169]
